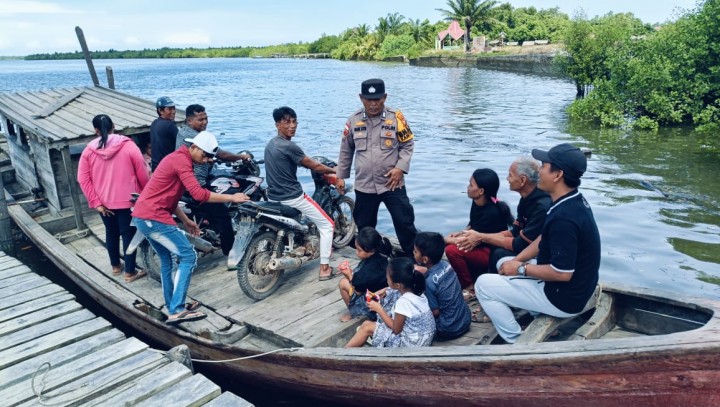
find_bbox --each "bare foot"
[340,313,353,323]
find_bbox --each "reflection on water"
[1,58,718,302]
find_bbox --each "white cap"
[185,131,218,156]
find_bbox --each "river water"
[3,56,720,404]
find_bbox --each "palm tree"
[436,0,498,52]
[408,18,433,46]
[387,12,406,35]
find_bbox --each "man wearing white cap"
[133,131,250,324]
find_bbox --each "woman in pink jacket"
[78,114,150,282]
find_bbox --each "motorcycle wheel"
[331,196,356,248]
[138,240,162,282]
[236,231,285,301]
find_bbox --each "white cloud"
[124,36,141,46]
[0,1,82,15]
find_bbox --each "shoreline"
[408,53,563,77]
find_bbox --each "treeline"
[25,1,578,61]
[559,0,718,131]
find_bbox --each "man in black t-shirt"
[150,96,179,171]
[475,143,601,344]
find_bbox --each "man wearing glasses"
[133,131,250,324]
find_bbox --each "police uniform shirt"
[336,107,414,194]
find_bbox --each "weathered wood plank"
[0,309,96,351]
[0,270,39,289]
[569,292,616,341]
[0,273,51,298]
[0,259,25,273]
[31,89,84,119]
[0,292,75,324]
[0,317,112,370]
[0,297,82,341]
[138,374,221,407]
[0,283,64,310]
[83,361,192,407]
[0,329,127,391]
[12,350,167,407]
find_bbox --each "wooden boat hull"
[7,203,720,407]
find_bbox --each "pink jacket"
[77,134,150,210]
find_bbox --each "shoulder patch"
[343,122,350,138]
[395,110,414,143]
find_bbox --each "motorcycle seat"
[255,201,302,219]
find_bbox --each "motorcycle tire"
[236,231,285,301]
[331,195,356,249]
[137,240,162,282]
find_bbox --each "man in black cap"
[150,96,179,171]
[335,78,418,256]
[474,143,601,343]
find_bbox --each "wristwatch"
[517,263,527,276]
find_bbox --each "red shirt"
[132,145,211,225]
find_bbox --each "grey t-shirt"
[264,135,305,201]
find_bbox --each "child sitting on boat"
[345,257,436,348]
[338,227,390,322]
[413,232,471,339]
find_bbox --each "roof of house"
[438,20,466,41]
[0,86,185,146]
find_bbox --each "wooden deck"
[73,213,500,349]
[0,251,253,407]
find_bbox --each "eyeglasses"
[203,151,214,159]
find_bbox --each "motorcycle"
[228,156,356,301]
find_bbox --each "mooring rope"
[147,345,303,363]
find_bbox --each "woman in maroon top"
[444,168,513,296]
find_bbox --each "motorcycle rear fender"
[227,219,261,268]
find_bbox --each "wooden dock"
[0,251,253,407]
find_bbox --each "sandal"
[185,300,201,311]
[125,269,147,283]
[471,306,491,323]
[166,310,206,324]
[462,289,476,302]
[112,265,123,276]
[318,267,340,281]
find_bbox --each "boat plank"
[286,304,365,348]
[569,292,616,341]
[84,361,193,407]
[138,374,222,407]
[12,351,167,407]
[0,308,96,351]
[0,329,127,391]
[433,322,500,347]
[0,292,76,324]
[201,391,255,407]
[0,317,112,370]
[0,283,65,310]
[0,273,52,298]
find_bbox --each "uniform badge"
[395,110,414,143]
[385,131,392,137]
[385,119,393,125]
[343,122,350,138]
[355,121,366,126]
[385,139,393,147]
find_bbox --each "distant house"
[436,20,466,50]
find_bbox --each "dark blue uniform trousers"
[354,187,418,257]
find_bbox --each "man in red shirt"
[133,131,249,324]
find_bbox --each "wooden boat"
[1,87,719,407]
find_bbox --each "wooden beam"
[75,26,99,86]
[60,146,85,230]
[31,89,85,119]
[569,292,616,340]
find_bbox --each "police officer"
[335,78,418,256]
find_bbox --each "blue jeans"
[133,218,197,315]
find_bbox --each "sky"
[0,0,702,56]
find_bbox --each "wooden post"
[0,173,14,254]
[60,146,85,230]
[105,66,115,89]
[75,26,99,87]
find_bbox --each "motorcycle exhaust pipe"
[184,231,214,253]
[268,257,306,271]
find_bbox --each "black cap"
[360,79,386,100]
[532,143,587,180]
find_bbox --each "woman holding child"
[445,168,513,299]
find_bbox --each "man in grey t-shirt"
[264,106,337,280]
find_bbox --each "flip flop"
[471,307,491,323]
[166,310,206,324]
[185,300,201,311]
[124,269,147,283]
[112,265,123,276]
[318,267,340,281]
[462,289,476,302]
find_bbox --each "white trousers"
[280,193,334,264]
[475,274,576,343]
